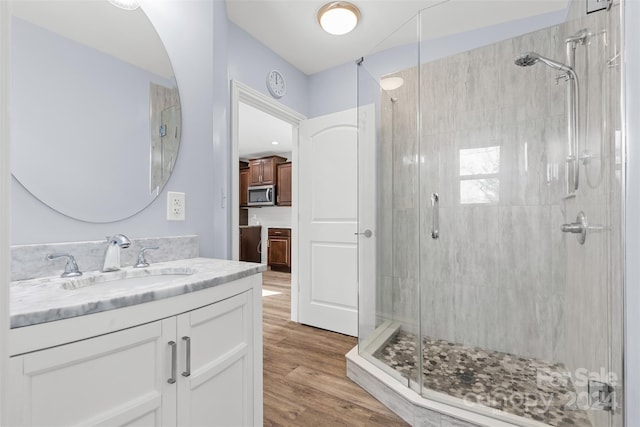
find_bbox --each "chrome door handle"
[181,336,191,377]
[167,341,177,384]
[354,229,373,238]
[561,211,587,245]
[431,193,439,239]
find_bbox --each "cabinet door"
[277,162,292,206]
[268,237,290,268]
[176,291,253,427]
[261,158,275,184]
[248,160,262,185]
[239,227,261,263]
[8,321,171,427]
[239,168,249,207]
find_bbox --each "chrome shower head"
[514,52,572,73]
[514,52,539,67]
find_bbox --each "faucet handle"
[134,246,159,268]
[47,253,83,278]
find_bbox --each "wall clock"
[267,70,286,99]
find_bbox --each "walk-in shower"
[351,1,623,426]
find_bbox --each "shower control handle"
[561,223,583,233]
[561,211,587,245]
[431,193,439,240]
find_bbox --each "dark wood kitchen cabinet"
[239,167,249,207]
[239,226,262,263]
[249,156,287,186]
[268,228,291,272]
[276,162,292,206]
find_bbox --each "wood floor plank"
[262,269,408,426]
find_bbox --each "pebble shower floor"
[373,330,593,427]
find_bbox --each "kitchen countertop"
[10,257,266,329]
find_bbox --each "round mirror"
[11,1,181,223]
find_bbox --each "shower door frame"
[0,0,11,424]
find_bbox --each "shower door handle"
[431,193,439,239]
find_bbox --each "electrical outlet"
[167,191,185,221]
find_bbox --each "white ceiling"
[239,102,293,160]
[226,0,570,75]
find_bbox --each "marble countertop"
[10,257,266,329]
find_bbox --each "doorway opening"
[230,80,305,321]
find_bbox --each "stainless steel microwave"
[247,185,276,206]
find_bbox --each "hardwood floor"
[261,269,408,426]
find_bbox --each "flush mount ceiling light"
[272,141,279,145]
[380,77,404,91]
[108,0,139,10]
[317,2,361,36]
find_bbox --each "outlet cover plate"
[167,191,185,221]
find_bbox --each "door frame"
[0,1,11,424]
[230,80,305,321]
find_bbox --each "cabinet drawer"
[268,228,291,237]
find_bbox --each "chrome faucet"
[47,253,82,278]
[134,246,159,268]
[102,234,131,272]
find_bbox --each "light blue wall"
[227,21,309,117]
[308,9,568,118]
[212,0,230,258]
[624,0,639,423]
[11,0,222,258]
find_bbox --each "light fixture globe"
[380,77,404,91]
[317,2,361,36]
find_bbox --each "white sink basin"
[61,267,195,290]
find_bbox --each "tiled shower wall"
[377,0,622,387]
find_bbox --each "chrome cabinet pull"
[181,336,191,377]
[167,341,177,384]
[431,193,440,239]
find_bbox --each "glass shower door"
[356,12,423,394]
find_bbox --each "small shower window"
[459,146,500,204]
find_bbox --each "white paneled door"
[298,106,375,337]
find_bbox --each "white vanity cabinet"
[9,320,168,426]
[8,279,260,427]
